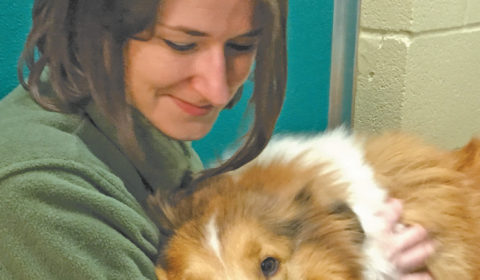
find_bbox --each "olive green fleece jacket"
[0,84,203,279]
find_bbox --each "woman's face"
[125,0,260,140]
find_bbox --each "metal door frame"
[328,0,362,128]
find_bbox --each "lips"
[171,96,214,116]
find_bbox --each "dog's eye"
[261,257,279,277]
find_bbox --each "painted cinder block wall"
[354,0,480,148]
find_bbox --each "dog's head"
[148,160,365,279]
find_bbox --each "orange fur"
[149,133,480,280]
[364,133,480,279]
[149,160,364,279]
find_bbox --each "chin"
[148,128,480,280]
[166,131,208,141]
[158,122,214,141]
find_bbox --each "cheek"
[228,53,256,87]
[126,40,192,89]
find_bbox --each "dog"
[148,129,480,279]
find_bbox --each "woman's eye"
[227,43,256,52]
[163,39,196,52]
[260,257,279,277]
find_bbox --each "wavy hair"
[18,0,288,184]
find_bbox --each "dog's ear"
[146,173,233,237]
[328,201,365,245]
[146,189,195,239]
[291,184,366,249]
[453,137,480,174]
[155,267,168,280]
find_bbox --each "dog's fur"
[148,129,480,280]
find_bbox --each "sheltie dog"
[148,129,480,280]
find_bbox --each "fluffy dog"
[148,129,480,280]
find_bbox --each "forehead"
[157,0,258,36]
[166,211,292,278]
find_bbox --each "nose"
[191,46,231,107]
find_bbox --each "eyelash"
[227,43,256,52]
[163,39,256,53]
[163,39,196,52]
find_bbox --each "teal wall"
[0,1,333,164]
[0,1,33,97]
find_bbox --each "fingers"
[374,197,436,277]
[388,223,435,274]
[392,224,429,255]
[399,272,433,280]
[377,198,403,231]
[394,237,435,272]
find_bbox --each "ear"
[290,184,366,247]
[155,266,168,280]
[328,201,365,245]
[453,137,480,174]
[146,190,195,238]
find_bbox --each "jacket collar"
[84,102,203,202]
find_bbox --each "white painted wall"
[353,0,480,148]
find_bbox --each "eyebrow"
[159,24,263,38]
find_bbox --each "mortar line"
[360,22,480,40]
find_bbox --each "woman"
[0,0,433,279]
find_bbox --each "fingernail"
[426,242,436,256]
[393,222,407,233]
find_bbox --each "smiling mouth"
[171,96,214,116]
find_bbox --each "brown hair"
[193,0,288,185]
[18,0,288,184]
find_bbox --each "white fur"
[205,215,225,267]
[248,128,399,279]
[204,215,247,279]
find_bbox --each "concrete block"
[360,0,414,31]
[360,0,468,32]
[410,0,467,32]
[355,0,480,149]
[354,33,409,132]
[466,0,480,24]
[402,29,480,148]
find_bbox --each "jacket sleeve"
[0,160,160,280]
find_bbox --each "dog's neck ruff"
[245,128,398,279]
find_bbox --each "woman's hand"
[378,198,435,280]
